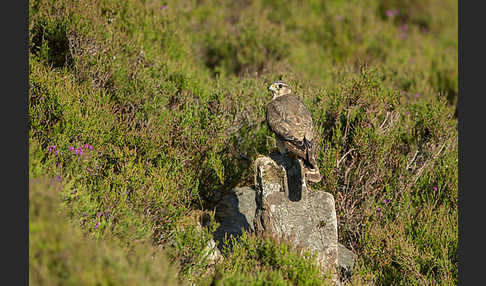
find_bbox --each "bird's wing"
[266,94,314,157]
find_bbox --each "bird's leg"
[298,159,307,198]
[281,164,289,198]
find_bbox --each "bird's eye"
[278,84,282,88]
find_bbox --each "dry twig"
[337,148,356,168]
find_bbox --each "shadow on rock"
[213,186,256,252]
[268,151,303,202]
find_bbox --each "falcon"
[266,80,322,184]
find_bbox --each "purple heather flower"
[97,212,103,218]
[433,186,438,191]
[69,147,74,151]
[401,24,408,32]
[94,222,100,230]
[160,5,167,10]
[48,145,59,154]
[415,93,420,98]
[386,9,399,18]
[377,207,381,212]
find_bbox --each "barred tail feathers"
[303,139,322,183]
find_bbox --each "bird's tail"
[305,166,322,183]
[304,144,322,183]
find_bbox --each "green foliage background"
[29,0,457,284]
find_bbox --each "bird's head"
[268,81,292,99]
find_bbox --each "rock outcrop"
[213,151,355,280]
[253,153,338,274]
[338,243,357,279]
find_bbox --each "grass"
[29,177,179,285]
[29,0,457,284]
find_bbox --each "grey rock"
[338,243,357,279]
[213,186,257,250]
[212,153,340,277]
[253,153,339,274]
[203,238,223,264]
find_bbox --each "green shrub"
[29,177,179,285]
[210,233,332,286]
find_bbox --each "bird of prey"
[266,80,322,185]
